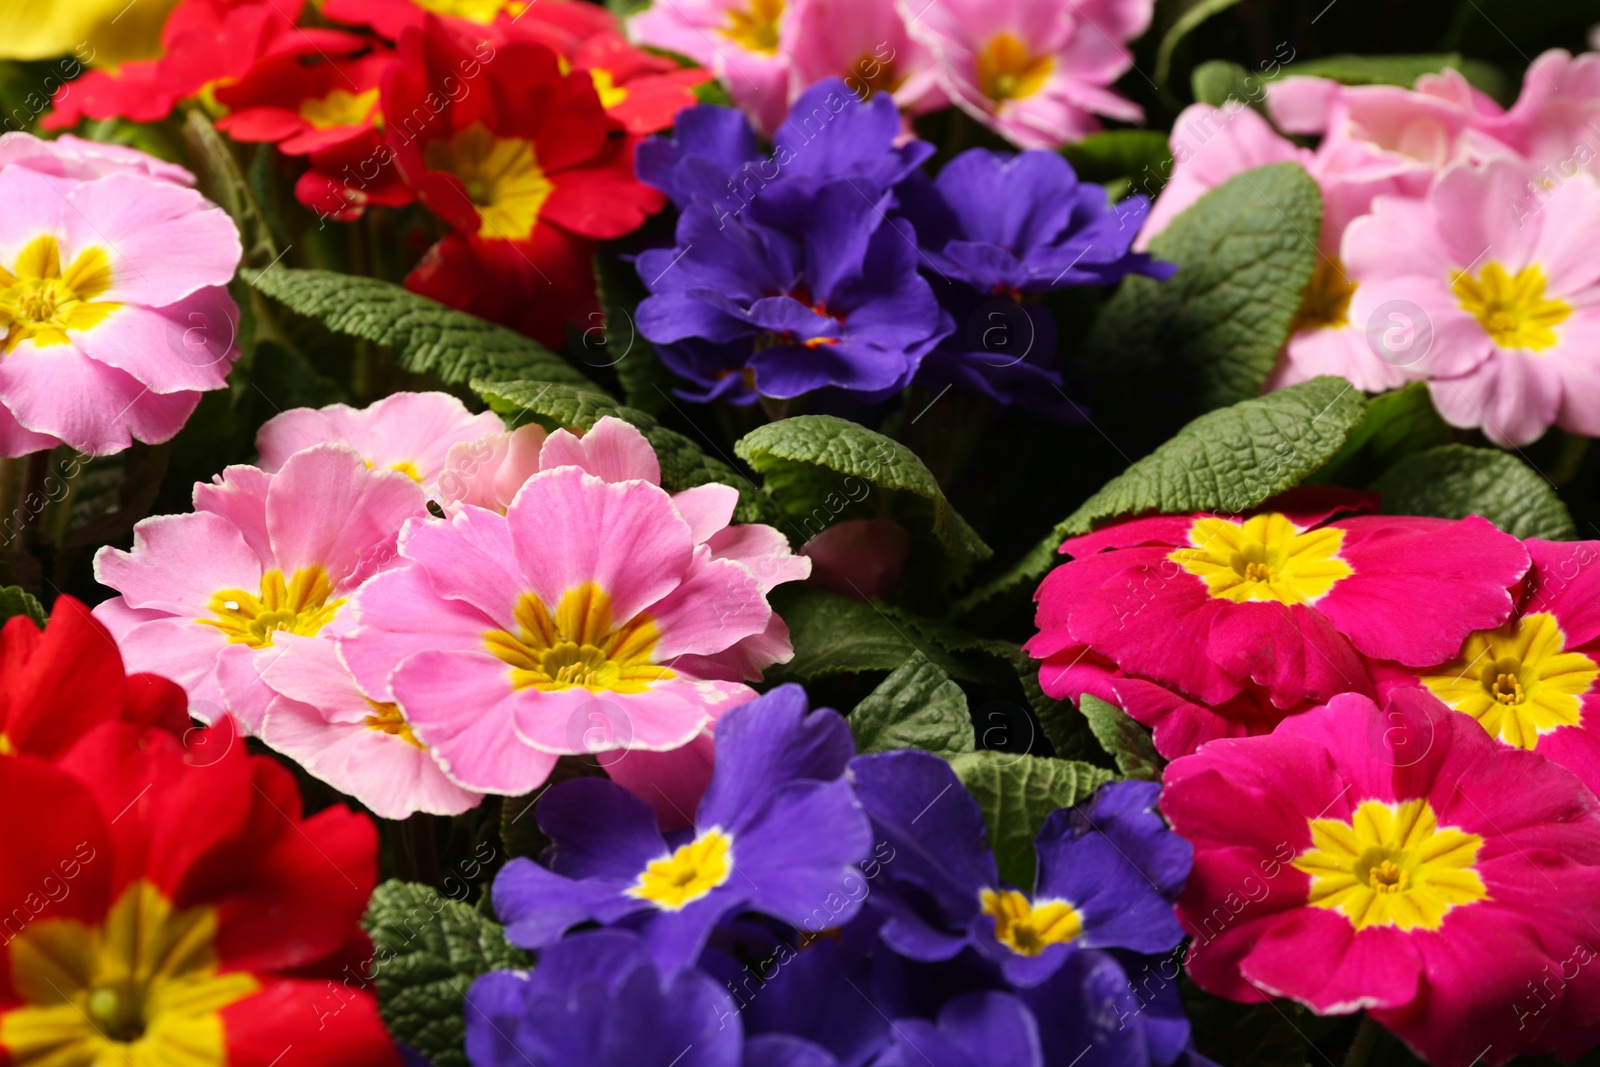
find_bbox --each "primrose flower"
[0,719,395,1067]
[0,148,242,456]
[854,750,1189,989]
[787,0,946,115]
[216,51,391,156]
[336,434,804,796]
[254,390,505,496]
[0,131,195,186]
[259,634,484,819]
[635,82,948,402]
[1330,159,1600,446]
[491,686,871,971]
[92,444,424,731]
[630,0,797,135]
[383,17,664,345]
[467,930,739,1067]
[1163,689,1600,1067]
[875,992,1044,1067]
[897,147,1172,409]
[1375,538,1600,795]
[902,0,1154,148]
[43,0,365,129]
[0,594,188,762]
[1027,489,1529,720]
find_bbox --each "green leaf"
[1276,53,1505,97]
[1309,383,1451,488]
[734,414,991,567]
[850,652,975,758]
[1080,162,1323,444]
[948,752,1116,888]
[472,379,778,524]
[0,587,47,629]
[1061,130,1173,185]
[605,0,651,18]
[1078,694,1163,782]
[692,79,734,107]
[251,269,593,388]
[1155,0,1247,85]
[362,880,532,1067]
[1371,444,1577,540]
[955,378,1367,613]
[764,587,981,683]
[1190,59,1265,110]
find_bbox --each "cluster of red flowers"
[0,599,394,1067]
[47,0,703,346]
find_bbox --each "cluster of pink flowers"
[628,0,1154,145]
[92,391,808,822]
[1028,488,1600,1063]
[1145,51,1600,446]
[0,132,242,456]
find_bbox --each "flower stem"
[1344,1016,1384,1067]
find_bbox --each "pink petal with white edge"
[104,614,231,718]
[0,343,167,455]
[671,484,739,544]
[339,563,508,701]
[265,444,423,583]
[194,464,274,564]
[115,386,202,450]
[511,676,743,754]
[390,648,558,795]
[0,399,61,457]
[72,286,238,394]
[711,522,812,593]
[648,550,771,660]
[60,173,242,307]
[256,391,504,483]
[394,507,522,628]
[673,612,796,682]
[94,511,262,616]
[538,416,662,485]
[263,692,483,818]
[506,467,694,625]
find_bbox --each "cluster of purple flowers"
[632,79,1172,413]
[467,685,1209,1067]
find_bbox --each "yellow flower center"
[413,0,526,23]
[589,69,629,110]
[1288,257,1357,335]
[1419,612,1598,750]
[0,235,121,354]
[0,734,13,756]
[198,566,345,649]
[364,699,425,749]
[423,122,555,242]
[979,888,1084,956]
[0,881,258,1066]
[627,829,734,910]
[1293,798,1486,931]
[1451,262,1570,352]
[849,53,903,100]
[1170,513,1353,606]
[298,87,381,130]
[722,0,784,53]
[487,582,671,694]
[975,32,1053,103]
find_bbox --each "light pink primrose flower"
[0,138,242,456]
[255,390,506,494]
[786,0,946,115]
[1331,159,1600,446]
[630,0,797,136]
[900,0,1154,148]
[259,635,484,819]
[337,416,809,802]
[91,444,424,733]
[0,131,197,186]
